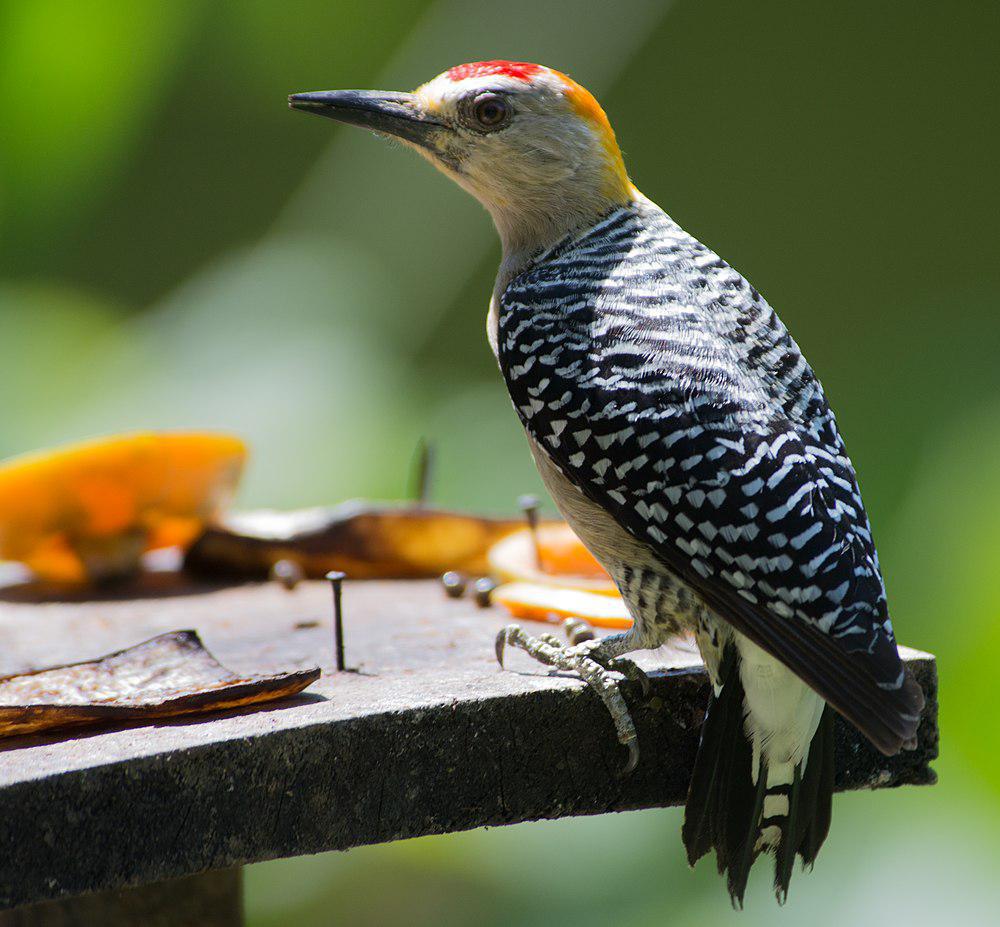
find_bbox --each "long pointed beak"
[287,90,446,147]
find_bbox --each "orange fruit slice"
[487,523,618,595]
[492,582,632,629]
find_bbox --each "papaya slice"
[0,432,246,583]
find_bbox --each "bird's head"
[289,61,635,253]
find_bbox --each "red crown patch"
[446,61,544,83]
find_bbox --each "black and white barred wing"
[497,216,923,754]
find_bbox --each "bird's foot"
[495,623,646,775]
[608,655,652,699]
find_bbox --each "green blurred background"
[2,0,997,922]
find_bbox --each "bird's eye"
[471,93,510,130]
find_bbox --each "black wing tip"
[869,668,926,756]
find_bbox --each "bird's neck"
[492,184,643,292]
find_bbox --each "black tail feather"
[774,764,802,901]
[682,645,761,908]
[682,648,836,907]
[682,645,741,868]
[728,763,768,906]
[795,706,834,871]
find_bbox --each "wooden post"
[0,869,242,927]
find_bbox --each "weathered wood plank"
[0,576,937,911]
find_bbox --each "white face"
[289,62,632,251]
[410,66,629,240]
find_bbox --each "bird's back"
[496,196,922,754]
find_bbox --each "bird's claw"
[610,656,652,699]
[495,623,641,775]
[495,627,507,668]
[620,737,640,777]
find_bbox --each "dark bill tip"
[286,93,327,112]
[287,89,445,147]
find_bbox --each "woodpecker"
[289,61,924,905]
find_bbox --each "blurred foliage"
[1,0,998,924]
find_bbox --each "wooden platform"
[0,574,938,912]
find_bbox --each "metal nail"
[441,571,467,598]
[410,438,435,506]
[472,576,497,608]
[271,559,304,590]
[517,494,543,571]
[563,616,596,645]
[325,571,347,671]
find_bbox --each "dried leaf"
[0,631,319,738]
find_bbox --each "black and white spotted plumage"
[497,197,923,754]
